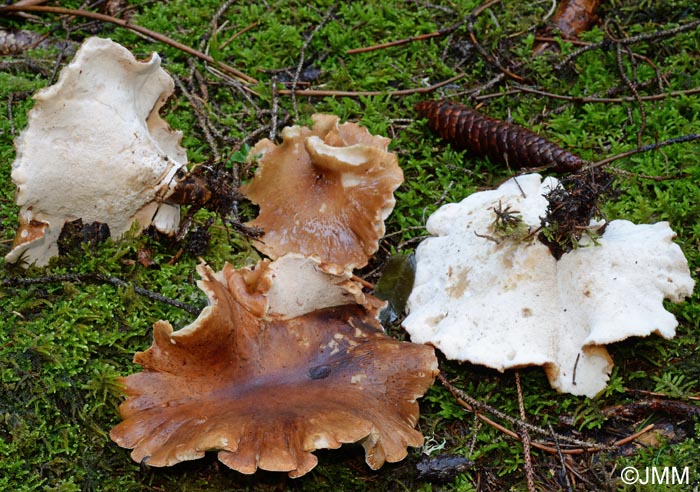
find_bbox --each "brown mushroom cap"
[110,261,437,477]
[241,114,403,270]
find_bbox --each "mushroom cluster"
[242,114,403,272]
[111,256,437,477]
[103,87,436,473]
[403,173,694,397]
[6,37,187,267]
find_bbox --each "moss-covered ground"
[1,1,699,491]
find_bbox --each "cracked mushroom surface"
[403,173,694,397]
[241,114,403,271]
[110,258,437,478]
[6,37,187,267]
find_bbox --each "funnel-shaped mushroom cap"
[241,114,403,271]
[6,37,187,267]
[404,173,694,397]
[110,258,437,477]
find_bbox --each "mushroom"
[246,253,386,319]
[241,114,403,271]
[403,173,694,397]
[110,257,437,477]
[6,37,187,267]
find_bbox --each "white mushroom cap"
[6,37,187,267]
[404,173,695,397]
[224,253,385,320]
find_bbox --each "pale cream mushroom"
[110,257,437,477]
[6,37,187,267]
[241,114,403,271]
[244,253,386,319]
[403,173,694,397]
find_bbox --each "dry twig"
[588,133,700,169]
[172,74,221,160]
[346,21,463,54]
[290,6,335,119]
[548,424,574,492]
[602,398,700,420]
[555,19,700,71]
[438,372,656,455]
[515,372,536,492]
[2,273,203,314]
[277,73,466,98]
[0,4,258,84]
[511,84,700,104]
[608,21,647,146]
[467,0,524,82]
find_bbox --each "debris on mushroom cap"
[110,260,437,478]
[5,37,187,267]
[241,114,403,271]
[403,173,694,397]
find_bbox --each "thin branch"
[607,20,646,146]
[0,4,258,84]
[437,373,655,456]
[555,19,700,70]
[588,133,700,169]
[534,35,591,46]
[346,21,463,54]
[512,84,700,104]
[12,0,50,5]
[467,0,524,82]
[277,73,466,98]
[515,372,536,492]
[549,424,574,492]
[290,6,335,119]
[624,387,700,402]
[269,75,280,141]
[172,74,220,160]
[2,273,203,315]
[210,0,237,30]
[6,93,16,135]
[614,424,655,447]
[219,21,259,50]
[438,373,611,453]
